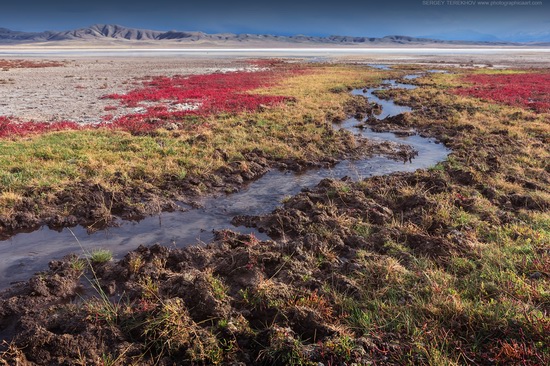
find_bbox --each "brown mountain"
[0,24,526,46]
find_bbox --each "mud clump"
[360,111,419,137]
[0,231,390,365]
[243,174,465,260]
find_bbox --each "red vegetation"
[101,68,298,133]
[453,73,550,112]
[0,66,301,137]
[0,116,80,138]
[0,59,64,70]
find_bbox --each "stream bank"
[0,71,448,289]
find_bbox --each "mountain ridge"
[0,24,545,46]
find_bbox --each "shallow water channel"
[0,70,450,289]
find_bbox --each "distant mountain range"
[0,24,547,46]
[419,30,504,42]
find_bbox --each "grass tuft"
[90,248,113,264]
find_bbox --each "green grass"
[90,248,113,264]
[0,65,401,222]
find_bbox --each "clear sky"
[1,0,549,42]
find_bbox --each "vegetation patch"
[0,116,82,138]
[0,59,64,70]
[100,65,300,134]
[452,72,550,112]
[89,249,113,264]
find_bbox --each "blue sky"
[1,0,549,41]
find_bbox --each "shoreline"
[2,46,550,55]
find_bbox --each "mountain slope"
[0,24,524,46]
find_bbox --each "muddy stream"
[0,70,450,289]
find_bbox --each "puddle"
[0,71,450,289]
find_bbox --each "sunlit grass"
[0,65,401,219]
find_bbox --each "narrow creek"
[0,70,450,289]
